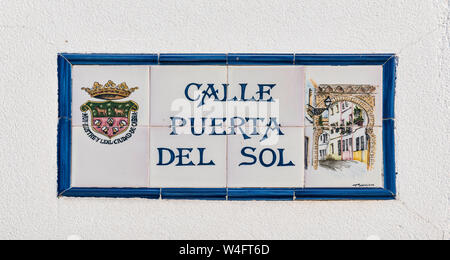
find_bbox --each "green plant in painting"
[353,106,364,126]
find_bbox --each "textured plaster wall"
[0,0,448,240]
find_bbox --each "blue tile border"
[159,53,227,65]
[228,53,294,65]
[383,119,396,196]
[294,188,394,200]
[383,56,397,119]
[161,188,227,200]
[57,55,72,119]
[57,118,71,194]
[228,188,295,201]
[57,53,397,200]
[61,188,160,199]
[61,53,158,65]
[295,54,395,65]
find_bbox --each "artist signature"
[352,183,375,187]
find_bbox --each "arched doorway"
[310,85,377,171]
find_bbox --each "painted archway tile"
[304,66,384,188]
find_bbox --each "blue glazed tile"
[62,53,158,65]
[295,54,394,65]
[58,54,72,119]
[382,119,396,196]
[227,188,295,201]
[62,188,160,199]
[383,56,397,119]
[161,188,227,200]
[57,118,71,195]
[228,53,294,65]
[295,188,394,200]
[159,53,227,65]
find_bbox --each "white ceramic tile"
[72,66,150,127]
[71,126,150,188]
[150,66,228,127]
[149,127,227,188]
[227,66,305,127]
[227,127,304,188]
[304,126,383,188]
[304,66,383,127]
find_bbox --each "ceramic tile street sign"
[58,54,397,200]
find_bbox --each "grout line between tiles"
[59,54,73,65]
[301,64,306,190]
[225,64,229,200]
[148,66,152,188]
[225,65,229,193]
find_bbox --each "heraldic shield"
[81,101,138,138]
[80,80,139,139]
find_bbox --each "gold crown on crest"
[82,80,138,100]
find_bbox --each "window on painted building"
[338,141,341,155]
[308,89,312,105]
[361,136,365,151]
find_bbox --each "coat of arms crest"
[81,80,139,139]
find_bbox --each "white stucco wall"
[0,0,448,240]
